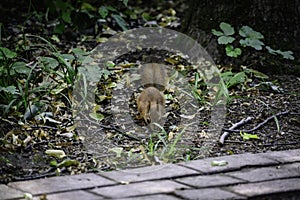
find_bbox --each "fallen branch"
[220,110,290,144]
[80,113,141,141]
[220,117,253,144]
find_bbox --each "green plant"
[0,33,90,117]
[191,72,203,102]
[212,22,294,60]
[221,66,268,90]
[38,0,130,34]
[0,47,28,113]
[146,124,187,162]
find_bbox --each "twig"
[29,125,58,130]
[80,113,141,141]
[13,167,66,181]
[0,117,17,125]
[220,110,290,144]
[219,117,253,144]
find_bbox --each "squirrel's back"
[140,63,166,91]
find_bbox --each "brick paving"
[1,149,299,200]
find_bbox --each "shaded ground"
[1,73,299,183]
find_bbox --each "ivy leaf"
[111,14,129,31]
[266,46,277,55]
[211,29,223,36]
[266,46,294,60]
[280,50,294,60]
[240,38,264,50]
[220,22,235,36]
[225,45,242,57]
[218,36,235,44]
[239,26,264,39]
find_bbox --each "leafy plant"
[0,47,27,113]
[220,65,269,92]
[39,0,130,34]
[98,6,129,31]
[0,33,90,117]
[212,22,241,58]
[221,71,247,89]
[147,123,187,162]
[212,22,294,60]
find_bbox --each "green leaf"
[72,48,89,63]
[0,85,19,94]
[0,47,17,59]
[217,36,235,44]
[220,22,235,36]
[61,9,71,23]
[98,6,109,18]
[244,68,269,79]
[240,132,259,140]
[142,12,152,21]
[106,61,115,68]
[106,6,118,12]
[49,160,58,167]
[226,71,246,88]
[122,0,129,7]
[38,57,59,69]
[279,50,294,60]
[54,22,65,34]
[239,26,264,39]
[240,38,264,50]
[266,46,277,55]
[266,46,294,60]
[225,45,242,58]
[212,29,224,37]
[89,112,105,121]
[12,62,31,75]
[57,159,79,168]
[81,2,96,11]
[221,71,234,82]
[111,14,129,31]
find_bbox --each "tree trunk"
[182,0,300,74]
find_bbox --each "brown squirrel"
[137,63,167,124]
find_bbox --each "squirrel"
[137,63,167,124]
